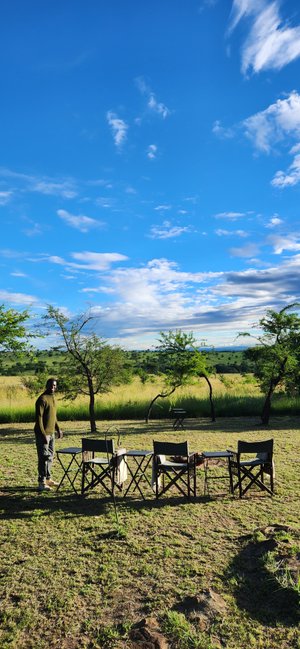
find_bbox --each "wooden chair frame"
[153,440,196,499]
[81,438,123,497]
[229,439,274,498]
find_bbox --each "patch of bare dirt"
[174,588,227,632]
[129,618,169,649]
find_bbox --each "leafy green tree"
[241,303,300,425]
[43,306,131,432]
[0,304,36,374]
[146,329,215,423]
[0,304,32,353]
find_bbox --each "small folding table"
[123,450,153,499]
[202,450,233,496]
[56,446,82,494]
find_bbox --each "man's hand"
[57,429,63,439]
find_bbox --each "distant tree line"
[0,348,254,376]
[1,302,300,427]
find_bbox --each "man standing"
[34,378,63,491]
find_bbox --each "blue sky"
[1,0,300,349]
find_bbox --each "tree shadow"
[224,536,300,627]
[0,484,210,521]
[0,487,118,520]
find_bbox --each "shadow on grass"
[0,485,210,521]
[2,414,300,445]
[0,487,117,519]
[225,537,300,627]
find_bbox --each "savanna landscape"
[1,368,300,649]
[2,0,300,646]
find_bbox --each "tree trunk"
[87,375,97,433]
[261,358,288,425]
[261,384,274,425]
[145,386,177,423]
[201,374,216,421]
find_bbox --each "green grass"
[1,394,300,424]
[3,373,300,424]
[0,417,299,648]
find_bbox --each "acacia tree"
[44,306,131,432]
[145,330,215,423]
[241,303,300,425]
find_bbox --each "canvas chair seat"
[81,438,127,497]
[229,439,274,498]
[159,459,187,468]
[153,441,196,499]
[84,456,110,465]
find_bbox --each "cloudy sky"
[1,0,300,349]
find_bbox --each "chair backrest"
[82,438,114,455]
[153,440,189,457]
[237,439,273,460]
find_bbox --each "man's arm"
[55,422,63,439]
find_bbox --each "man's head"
[45,378,58,394]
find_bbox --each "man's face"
[47,381,57,393]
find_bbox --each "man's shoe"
[38,483,52,492]
[45,479,59,487]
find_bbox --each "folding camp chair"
[152,440,196,499]
[81,438,126,497]
[228,439,275,498]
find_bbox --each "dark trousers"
[35,434,54,483]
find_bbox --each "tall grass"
[0,375,299,423]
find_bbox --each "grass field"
[0,417,299,648]
[1,374,300,424]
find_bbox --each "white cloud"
[265,215,283,228]
[135,77,171,119]
[81,286,115,294]
[23,221,44,237]
[242,91,300,153]
[46,252,128,273]
[154,204,172,211]
[95,197,115,209]
[57,209,104,233]
[230,242,260,257]
[0,168,77,198]
[106,111,128,148]
[217,91,300,187]
[47,255,66,265]
[0,289,38,305]
[215,211,246,220]
[147,144,157,159]
[212,120,234,139]
[0,191,13,205]
[267,234,300,254]
[31,180,77,198]
[149,221,192,239]
[271,146,300,187]
[64,255,300,348]
[148,94,171,119]
[228,0,300,74]
[70,251,128,270]
[215,228,248,237]
[0,249,27,259]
